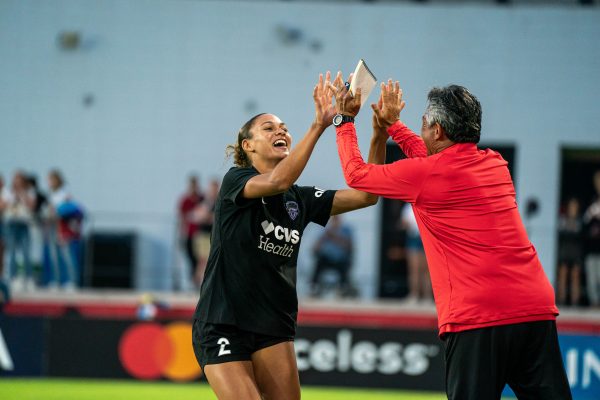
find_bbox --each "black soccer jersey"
[193,167,336,337]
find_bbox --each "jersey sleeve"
[336,123,435,203]
[387,120,428,158]
[297,186,336,227]
[221,167,259,207]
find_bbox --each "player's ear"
[241,138,254,153]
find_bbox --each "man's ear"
[434,123,447,141]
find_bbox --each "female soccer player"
[192,72,386,400]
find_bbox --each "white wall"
[1,0,599,296]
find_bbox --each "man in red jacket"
[332,79,571,399]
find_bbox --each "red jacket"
[179,193,204,238]
[336,121,558,336]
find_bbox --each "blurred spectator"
[583,170,600,308]
[27,175,48,225]
[191,178,219,288]
[26,175,49,284]
[177,174,204,291]
[46,169,82,291]
[310,214,356,298]
[3,171,35,291]
[523,197,541,237]
[556,197,583,306]
[401,203,432,305]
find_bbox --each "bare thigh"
[203,361,262,400]
[252,341,301,400]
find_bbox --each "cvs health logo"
[258,220,299,258]
[260,220,300,244]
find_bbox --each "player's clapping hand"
[371,79,405,129]
[313,71,337,129]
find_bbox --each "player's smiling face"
[244,114,293,163]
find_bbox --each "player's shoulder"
[222,166,258,184]
[292,184,330,199]
[224,166,255,177]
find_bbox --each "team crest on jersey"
[285,201,299,220]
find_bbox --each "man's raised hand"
[371,79,405,129]
[330,72,362,117]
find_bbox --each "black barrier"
[47,318,131,378]
[2,315,600,397]
[47,318,203,381]
[295,325,444,391]
[86,231,136,288]
[2,315,445,390]
[0,316,46,377]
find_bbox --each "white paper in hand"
[349,59,377,107]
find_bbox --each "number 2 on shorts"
[217,337,231,356]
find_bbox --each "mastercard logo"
[118,322,202,381]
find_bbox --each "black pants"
[184,237,197,275]
[444,320,572,400]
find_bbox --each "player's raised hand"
[313,71,337,128]
[371,79,405,129]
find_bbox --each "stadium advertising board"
[47,318,132,378]
[500,333,600,400]
[295,325,444,391]
[0,316,45,377]
[117,321,202,381]
[44,317,444,389]
[6,315,598,397]
[47,318,202,381]
[559,334,600,400]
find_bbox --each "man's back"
[335,121,558,335]
[413,143,557,334]
[334,82,571,399]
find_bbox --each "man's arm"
[336,122,432,203]
[372,80,427,158]
[330,129,387,215]
[387,121,427,158]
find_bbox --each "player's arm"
[243,72,338,199]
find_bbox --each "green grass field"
[0,378,447,400]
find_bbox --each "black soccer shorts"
[443,320,572,400]
[192,319,293,369]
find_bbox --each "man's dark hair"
[424,85,482,144]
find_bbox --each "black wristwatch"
[333,114,355,127]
